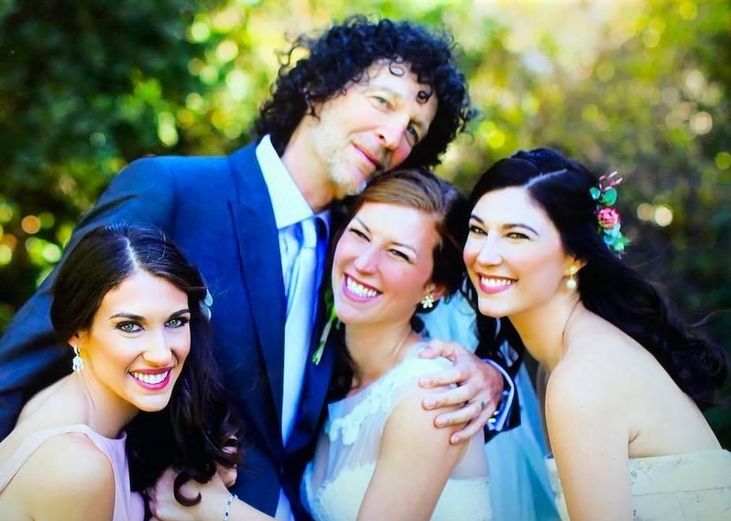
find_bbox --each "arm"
[149,468,273,521]
[21,435,116,521]
[418,339,506,443]
[545,363,633,521]
[357,387,466,520]
[0,158,175,439]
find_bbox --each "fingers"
[418,339,460,361]
[440,398,496,444]
[422,380,474,409]
[419,366,469,390]
[449,413,488,445]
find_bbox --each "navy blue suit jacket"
[0,143,335,517]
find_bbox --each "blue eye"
[117,321,142,333]
[406,124,419,144]
[166,316,190,328]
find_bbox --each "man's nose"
[377,114,409,150]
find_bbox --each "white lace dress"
[302,347,492,521]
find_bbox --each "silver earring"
[72,345,84,372]
[420,293,435,309]
[566,266,578,291]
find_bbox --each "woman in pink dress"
[0,224,238,521]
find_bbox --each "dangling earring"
[71,345,84,372]
[420,293,435,309]
[565,266,578,291]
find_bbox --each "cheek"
[386,263,430,297]
[332,240,352,274]
[178,331,192,361]
[520,252,564,285]
[462,242,477,266]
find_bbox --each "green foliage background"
[1,0,729,443]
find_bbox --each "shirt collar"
[256,135,331,233]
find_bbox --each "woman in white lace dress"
[302,169,492,521]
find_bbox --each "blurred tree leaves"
[0,0,729,440]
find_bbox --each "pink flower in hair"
[597,207,620,229]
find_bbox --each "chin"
[477,301,508,319]
[135,395,175,413]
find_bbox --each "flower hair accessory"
[589,171,630,256]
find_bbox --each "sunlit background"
[0,0,729,442]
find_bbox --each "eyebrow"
[353,217,418,255]
[469,215,540,236]
[109,308,191,321]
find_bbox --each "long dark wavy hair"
[50,224,239,508]
[254,15,475,169]
[466,148,727,410]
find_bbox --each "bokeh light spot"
[715,151,731,170]
[653,205,673,227]
[21,215,41,235]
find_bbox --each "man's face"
[307,61,439,199]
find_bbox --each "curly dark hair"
[254,15,474,169]
[50,224,240,509]
[467,148,728,410]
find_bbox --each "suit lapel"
[228,145,287,426]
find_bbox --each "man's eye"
[406,124,419,143]
[117,321,142,333]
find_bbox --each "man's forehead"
[354,60,435,101]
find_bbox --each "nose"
[377,114,409,151]
[143,328,174,366]
[474,236,503,266]
[353,245,379,274]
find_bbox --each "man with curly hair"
[0,15,513,519]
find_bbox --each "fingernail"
[419,377,430,387]
[436,418,446,427]
[450,434,460,444]
[424,397,436,409]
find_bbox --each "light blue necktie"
[281,216,324,441]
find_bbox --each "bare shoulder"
[547,329,641,422]
[17,433,115,520]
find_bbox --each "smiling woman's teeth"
[480,276,515,288]
[346,276,378,298]
[130,371,169,385]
